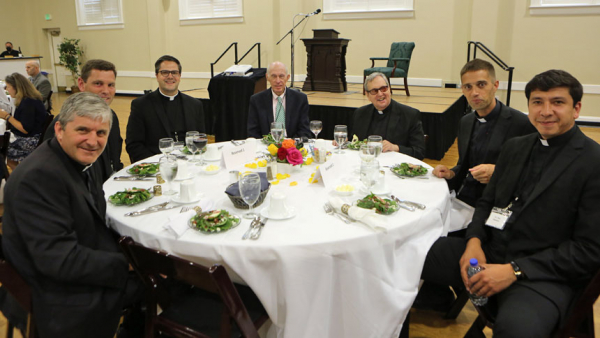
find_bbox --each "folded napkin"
[225,172,270,197]
[163,199,215,238]
[328,196,389,233]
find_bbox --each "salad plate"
[355,193,399,215]
[108,188,154,206]
[389,163,429,178]
[188,210,241,234]
[127,163,159,176]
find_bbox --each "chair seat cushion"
[364,67,407,78]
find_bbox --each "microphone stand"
[276,13,309,90]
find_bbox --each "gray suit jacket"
[466,128,600,320]
[30,73,51,110]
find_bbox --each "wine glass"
[271,122,285,144]
[193,133,208,165]
[360,160,379,192]
[333,125,348,154]
[185,131,200,163]
[368,135,383,158]
[159,156,179,195]
[239,172,261,219]
[158,138,174,159]
[359,144,376,163]
[310,120,322,142]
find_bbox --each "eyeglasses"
[159,70,180,77]
[367,86,389,95]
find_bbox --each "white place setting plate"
[360,186,392,196]
[260,206,297,220]
[171,193,203,204]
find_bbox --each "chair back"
[387,42,415,74]
[552,269,600,338]
[45,90,53,114]
[0,131,11,180]
[119,236,264,338]
[36,114,54,148]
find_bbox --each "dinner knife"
[125,202,176,216]
[242,217,260,240]
[114,176,154,181]
[251,217,268,240]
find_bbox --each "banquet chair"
[36,113,55,148]
[0,131,11,180]
[464,268,600,338]
[363,42,415,96]
[119,236,269,338]
[44,90,53,114]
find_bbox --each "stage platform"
[186,83,466,160]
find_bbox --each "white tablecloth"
[104,142,451,338]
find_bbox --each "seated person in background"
[44,59,123,182]
[0,42,19,57]
[126,55,205,163]
[420,70,600,337]
[2,92,143,338]
[0,73,47,170]
[26,60,52,110]
[351,72,425,159]
[247,61,311,139]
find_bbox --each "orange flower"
[281,139,296,149]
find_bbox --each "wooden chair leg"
[463,315,487,338]
[404,77,410,96]
[7,321,14,338]
[387,77,393,95]
[444,289,470,319]
[362,75,366,95]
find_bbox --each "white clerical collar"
[159,89,179,101]
[377,110,384,115]
[539,139,549,146]
[477,117,487,123]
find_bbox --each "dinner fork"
[180,206,191,213]
[242,216,260,240]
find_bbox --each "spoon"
[323,204,351,224]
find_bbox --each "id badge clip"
[485,202,513,230]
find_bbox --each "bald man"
[26,60,52,110]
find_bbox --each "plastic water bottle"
[467,258,488,306]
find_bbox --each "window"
[75,0,124,29]
[530,0,600,15]
[179,0,243,25]
[323,0,414,20]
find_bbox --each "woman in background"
[0,72,47,170]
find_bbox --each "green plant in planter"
[57,38,84,86]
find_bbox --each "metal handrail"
[467,41,515,106]
[210,42,238,78]
[237,43,261,69]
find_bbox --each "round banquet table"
[104,142,451,338]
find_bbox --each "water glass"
[185,131,200,163]
[159,156,179,195]
[334,125,348,154]
[360,160,380,192]
[310,120,322,141]
[359,144,376,163]
[158,138,174,158]
[271,122,285,144]
[239,172,261,219]
[368,135,383,158]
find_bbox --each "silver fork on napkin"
[242,216,261,240]
[250,217,268,240]
[125,202,177,216]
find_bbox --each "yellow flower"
[305,157,313,165]
[313,179,319,183]
[300,148,308,156]
[276,173,285,180]
[308,178,313,183]
[244,162,257,169]
[271,180,280,185]
[289,181,298,186]
[268,144,278,156]
[285,174,291,178]
[310,173,315,177]
[257,160,267,167]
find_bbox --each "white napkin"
[163,199,215,238]
[328,196,389,232]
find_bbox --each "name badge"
[485,206,512,230]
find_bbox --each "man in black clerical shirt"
[420,70,600,337]
[126,55,205,163]
[0,42,19,57]
[351,72,425,159]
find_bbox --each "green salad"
[127,163,159,176]
[391,163,428,177]
[347,134,367,150]
[108,188,153,206]
[356,193,399,215]
[190,209,240,233]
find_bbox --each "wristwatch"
[510,261,524,280]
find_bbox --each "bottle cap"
[469,258,478,266]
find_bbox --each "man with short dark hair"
[351,72,425,159]
[421,69,600,337]
[44,59,123,181]
[247,61,311,139]
[0,42,19,57]
[26,60,52,110]
[2,92,141,338]
[126,55,205,163]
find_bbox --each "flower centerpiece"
[267,138,312,166]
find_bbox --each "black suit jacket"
[247,88,311,139]
[126,89,205,163]
[448,101,535,192]
[351,99,425,159]
[466,128,600,320]
[2,138,129,338]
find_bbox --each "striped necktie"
[275,96,285,126]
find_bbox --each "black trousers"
[421,237,560,338]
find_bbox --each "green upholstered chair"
[363,42,415,96]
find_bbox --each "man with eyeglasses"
[247,61,311,139]
[126,55,205,163]
[351,72,425,159]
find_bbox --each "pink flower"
[286,148,304,165]
[277,147,288,160]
